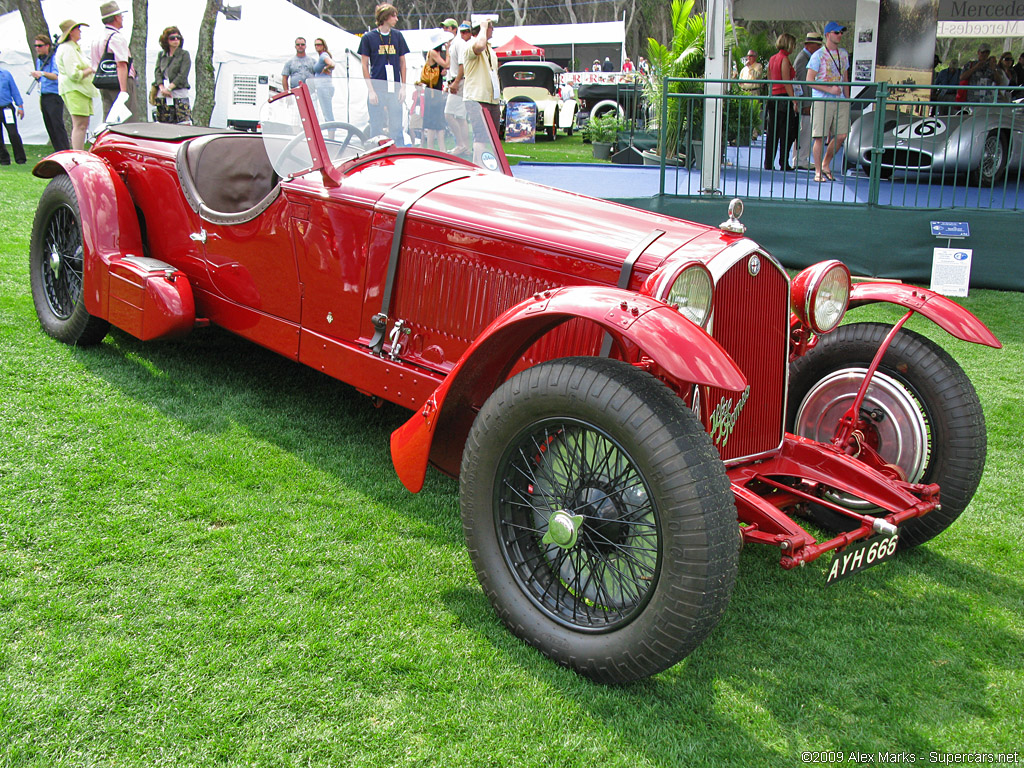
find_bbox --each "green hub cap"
[541,510,584,550]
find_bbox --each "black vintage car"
[576,80,645,127]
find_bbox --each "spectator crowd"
[2,1,1023,168]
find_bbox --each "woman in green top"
[153,26,192,124]
[55,19,97,150]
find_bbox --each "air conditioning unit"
[226,73,282,132]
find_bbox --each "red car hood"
[345,156,729,269]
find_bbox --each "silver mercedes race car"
[844,103,1024,186]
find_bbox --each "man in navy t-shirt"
[359,3,409,145]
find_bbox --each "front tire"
[971,131,1007,187]
[788,323,987,549]
[29,174,109,346]
[460,357,739,683]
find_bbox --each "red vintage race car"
[29,80,1001,684]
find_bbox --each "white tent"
[401,20,626,71]
[402,20,623,51]
[0,0,361,144]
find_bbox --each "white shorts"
[444,91,466,118]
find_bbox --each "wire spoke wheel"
[40,205,85,320]
[460,357,738,683]
[496,418,659,631]
[973,131,1007,186]
[29,174,109,346]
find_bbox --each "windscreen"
[261,76,506,179]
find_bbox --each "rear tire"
[460,357,739,683]
[787,323,986,549]
[29,175,109,346]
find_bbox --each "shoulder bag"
[94,33,131,90]
[421,57,439,87]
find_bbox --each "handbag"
[93,33,131,90]
[420,59,439,88]
[149,84,159,106]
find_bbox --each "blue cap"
[824,21,847,35]
[458,22,471,31]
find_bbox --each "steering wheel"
[318,121,369,160]
[273,121,370,172]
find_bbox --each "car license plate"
[825,534,899,584]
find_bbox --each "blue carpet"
[511,141,1023,210]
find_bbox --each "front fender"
[34,153,145,319]
[390,285,747,492]
[849,283,1001,348]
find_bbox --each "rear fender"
[34,153,146,320]
[848,283,1001,348]
[390,285,747,492]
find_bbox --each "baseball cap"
[458,22,471,31]
[824,21,847,35]
[441,18,457,28]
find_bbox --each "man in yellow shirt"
[462,20,499,162]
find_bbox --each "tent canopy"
[495,35,544,59]
[0,0,360,142]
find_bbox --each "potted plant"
[726,81,763,146]
[583,113,621,159]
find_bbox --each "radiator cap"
[719,198,746,234]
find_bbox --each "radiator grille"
[867,147,934,169]
[706,253,789,462]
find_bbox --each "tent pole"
[621,11,626,68]
[702,0,726,194]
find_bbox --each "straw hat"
[57,19,87,44]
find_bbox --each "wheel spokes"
[497,419,661,631]
[41,206,83,320]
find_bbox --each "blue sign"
[930,221,970,238]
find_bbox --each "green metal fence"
[648,77,1023,211]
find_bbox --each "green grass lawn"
[502,133,600,165]
[1,147,1022,768]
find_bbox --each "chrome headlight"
[654,262,714,327]
[791,260,851,334]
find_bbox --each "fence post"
[659,76,669,196]
[867,82,889,206]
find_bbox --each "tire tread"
[461,357,738,683]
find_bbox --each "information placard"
[930,247,973,297]
[930,221,970,239]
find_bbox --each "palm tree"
[644,0,757,158]
[643,0,711,158]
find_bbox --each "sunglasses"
[168,35,181,40]
[34,42,48,47]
